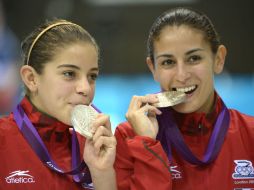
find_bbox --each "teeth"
[175,85,196,93]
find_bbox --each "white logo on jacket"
[170,165,182,179]
[82,182,94,189]
[5,170,35,183]
[232,160,254,179]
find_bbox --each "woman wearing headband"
[114,7,254,190]
[0,19,117,190]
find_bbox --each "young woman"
[114,7,254,190]
[0,19,117,190]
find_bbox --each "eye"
[63,71,76,79]
[161,59,176,67]
[88,73,98,82]
[188,55,201,64]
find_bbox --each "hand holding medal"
[126,91,186,139]
[71,104,116,172]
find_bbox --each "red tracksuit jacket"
[0,97,93,190]
[114,94,254,190]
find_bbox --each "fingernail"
[156,109,162,115]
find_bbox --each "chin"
[57,115,72,126]
[173,103,196,114]
[63,120,72,126]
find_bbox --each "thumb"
[69,128,74,135]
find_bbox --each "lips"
[69,102,90,107]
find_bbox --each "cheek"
[157,70,173,86]
[54,82,74,98]
[89,84,96,101]
[197,67,215,99]
[196,65,214,81]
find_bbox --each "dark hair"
[147,7,221,63]
[21,18,99,73]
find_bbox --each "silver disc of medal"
[152,91,186,107]
[71,105,98,139]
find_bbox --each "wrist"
[89,166,115,178]
[89,167,116,190]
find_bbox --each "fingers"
[93,136,117,155]
[91,114,111,132]
[93,125,113,142]
[128,94,159,110]
[88,126,116,156]
[88,114,115,155]
[124,94,161,138]
[140,103,162,116]
[126,94,161,119]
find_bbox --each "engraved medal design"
[153,91,186,107]
[71,105,98,139]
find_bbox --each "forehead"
[56,42,97,57]
[46,42,98,70]
[154,25,209,52]
[158,25,205,43]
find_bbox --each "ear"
[146,57,158,82]
[213,45,227,74]
[20,65,39,93]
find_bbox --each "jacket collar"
[173,92,222,136]
[20,96,71,143]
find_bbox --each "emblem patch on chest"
[232,160,254,179]
[232,160,254,187]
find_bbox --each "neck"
[26,95,54,119]
[197,91,216,114]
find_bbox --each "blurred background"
[1,0,254,130]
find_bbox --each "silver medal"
[153,91,186,107]
[71,105,98,139]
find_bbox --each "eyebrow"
[155,48,204,59]
[57,64,80,69]
[186,48,204,55]
[57,64,99,71]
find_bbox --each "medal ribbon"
[156,100,230,165]
[13,104,92,183]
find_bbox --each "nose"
[175,63,191,83]
[76,77,91,96]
